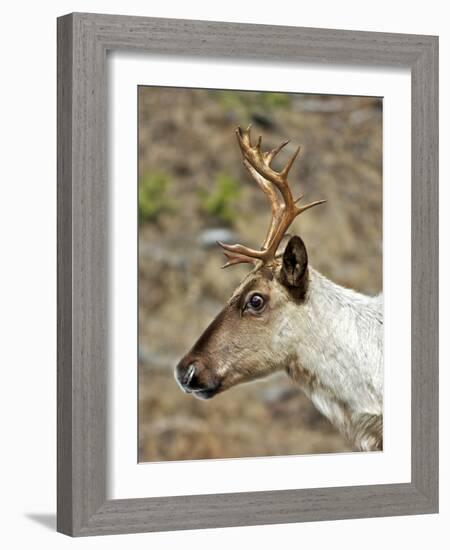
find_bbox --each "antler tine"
[297,198,327,215]
[264,139,290,165]
[219,248,257,269]
[218,241,265,259]
[281,145,301,178]
[219,126,325,268]
[217,240,265,269]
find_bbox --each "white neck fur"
[282,267,383,449]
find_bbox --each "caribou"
[175,126,383,451]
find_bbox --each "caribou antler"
[218,126,326,268]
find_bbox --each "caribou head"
[175,126,325,399]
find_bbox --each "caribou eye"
[246,293,266,312]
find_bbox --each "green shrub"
[215,91,246,114]
[213,90,291,117]
[198,173,241,226]
[138,172,175,224]
[261,92,291,110]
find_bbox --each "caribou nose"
[183,363,196,387]
[175,357,221,399]
[175,358,198,392]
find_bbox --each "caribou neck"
[284,267,383,449]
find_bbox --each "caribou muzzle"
[175,355,221,400]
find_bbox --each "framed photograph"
[57,13,438,536]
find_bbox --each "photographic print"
[138,87,383,462]
[57,15,438,535]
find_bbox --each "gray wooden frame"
[57,12,439,537]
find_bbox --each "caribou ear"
[279,235,308,290]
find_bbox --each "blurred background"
[138,87,382,462]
